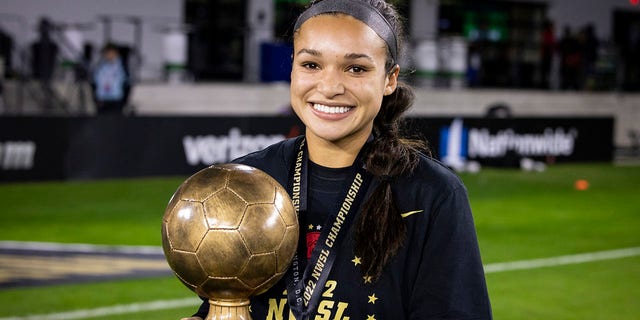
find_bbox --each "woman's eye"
[301,62,319,70]
[349,66,367,73]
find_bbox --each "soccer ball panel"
[276,225,299,273]
[179,166,228,202]
[274,190,297,227]
[166,250,208,290]
[203,189,247,229]
[165,200,208,252]
[197,230,251,277]
[239,204,287,254]
[227,168,278,204]
[163,191,182,223]
[238,253,277,289]
[161,223,170,256]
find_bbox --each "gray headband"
[293,0,398,65]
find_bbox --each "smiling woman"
[290,14,397,163]
[182,1,492,319]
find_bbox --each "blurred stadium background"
[1,0,639,319]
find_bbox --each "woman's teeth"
[313,103,351,114]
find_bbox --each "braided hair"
[352,0,429,281]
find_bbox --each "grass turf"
[0,176,186,245]
[0,163,638,319]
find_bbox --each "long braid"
[354,81,427,280]
[351,0,429,281]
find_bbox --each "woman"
[184,0,491,319]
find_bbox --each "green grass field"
[1,163,639,319]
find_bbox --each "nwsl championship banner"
[0,116,613,181]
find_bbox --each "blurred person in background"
[540,19,556,89]
[180,0,492,319]
[558,25,582,90]
[30,17,59,111]
[580,24,599,90]
[91,43,130,115]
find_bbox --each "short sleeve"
[409,186,492,319]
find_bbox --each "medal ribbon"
[285,137,372,319]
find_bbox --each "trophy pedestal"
[205,299,251,320]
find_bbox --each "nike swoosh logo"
[401,210,424,219]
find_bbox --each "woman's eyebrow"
[296,48,321,57]
[296,49,374,63]
[344,52,374,62]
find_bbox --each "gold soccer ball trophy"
[161,163,299,320]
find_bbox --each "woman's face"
[291,14,398,146]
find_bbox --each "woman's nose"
[316,68,345,98]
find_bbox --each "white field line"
[0,298,201,320]
[483,246,640,273]
[1,245,638,320]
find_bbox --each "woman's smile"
[311,102,353,115]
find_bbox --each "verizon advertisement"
[0,117,69,181]
[63,116,303,180]
[182,128,287,166]
[0,116,613,181]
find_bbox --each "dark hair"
[300,0,429,280]
[353,0,429,281]
[101,43,120,55]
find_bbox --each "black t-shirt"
[305,161,352,259]
[193,137,492,319]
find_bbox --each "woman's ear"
[384,65,400,96]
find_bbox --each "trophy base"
[205,299,251,320]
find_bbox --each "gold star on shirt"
[367,315,376,320]
[363,275,372,284]
[352,256,361,266]
[368,293,378,304]
[308,224,314,230]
